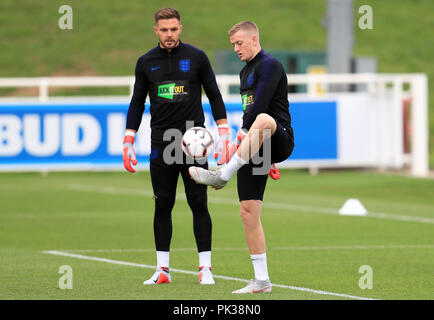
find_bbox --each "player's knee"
[239,203,260,228]
[255,113,275,128]
[186,192,208,212]
[154,194,176,214]
[252,113,276,136]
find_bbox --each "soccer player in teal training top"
[190,21,294,293]
[123,8,229,285]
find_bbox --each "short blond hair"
[228,21,259,37]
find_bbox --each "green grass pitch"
[0,170,433,300]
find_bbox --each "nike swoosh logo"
[151,67,160,71]
[252,287,271,293]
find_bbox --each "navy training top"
[239,49,292,132]
[126,41,226,143]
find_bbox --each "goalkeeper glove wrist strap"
[217,124,230,136]
[123,133,135,144]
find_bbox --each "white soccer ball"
[181,127,214,160]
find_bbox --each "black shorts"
[150,142,208,201]
[237,122,294,201]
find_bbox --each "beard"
[160,38,179,50]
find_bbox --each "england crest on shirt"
[179,59,190,72]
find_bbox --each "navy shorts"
[237,122,294,201]
[150,142,208,202]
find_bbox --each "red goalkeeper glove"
[268,163,280,180]
[226,128,248,163]
[123,131,137,173]
[213,124,231,165]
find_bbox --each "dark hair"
[154,8,181,24]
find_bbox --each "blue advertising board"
[0,101,337,170]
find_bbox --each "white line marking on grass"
[59,244,434,253]
[41,250,376,300]
[272,244,434,250]
[66,184,434,224]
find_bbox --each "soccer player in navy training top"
[123,8,230,285]
[190,21,294,293]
